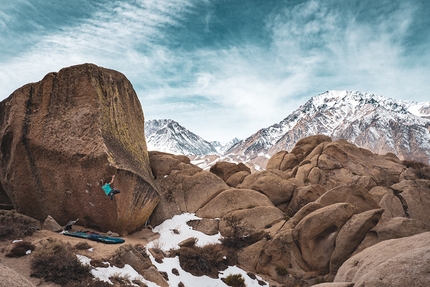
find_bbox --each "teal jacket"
[102,183,112,195]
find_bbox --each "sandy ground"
[0,225,160,286]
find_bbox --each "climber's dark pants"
[108,189,121,200]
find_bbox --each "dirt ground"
[0,225,160,286]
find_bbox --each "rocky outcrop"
[0,64,160,234]
[146,135,430,286]
[148,151,229,226]
[209,161,251,187]
[333,232,430,286]
[0,264,36,287]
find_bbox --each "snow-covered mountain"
[144,119,219,156]
[144,91,430,167]
[211,138,240,154]
[227,90,430,164]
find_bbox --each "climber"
[101,175,121,200]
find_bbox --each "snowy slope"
[228,90,430,164]
[144,119,218,156]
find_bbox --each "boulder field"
[1,64,430,286]
[0,64,160,234]
[149,136,430,286]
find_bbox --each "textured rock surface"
[0,264,35,287]
[292,203,356,273]
[0,64,159,234]
[209,161,250,185]
[334,232,430,286]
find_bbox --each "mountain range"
[144,90,430,169]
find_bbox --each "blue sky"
[1,0,429,142]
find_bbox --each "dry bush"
[0,210,39,240]
[110,273,133,286]
[6,240,35,257]
[221,231,266,251]
[222,273,246,287]
[172,243,234,278]
[75,241,92,250]
[65,279,111,287]
[30,238,91,285]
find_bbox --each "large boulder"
[149,158,229,226]
[266,151,299,171]
[334,232,430,286]
[292,203,356,273]
[354,216,430,254]
[0,264,36,287]
[209,161,250,186]
[196,188,274,219]
[329,208,383,274]
[315,185,380,213]
[391,179,430,223]
[0,64,159,234]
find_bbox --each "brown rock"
[290,135,332,162]
[0,64,159,234]
[219,206,284,237]
[143,266,169,287]
[288,185,326,215]
[150,168,228,226]
[289,202,323,226]
[369,186,405,221]
[238,169,291,189]
[196,188,274,219]
[266,150,288,170]
[225,170,250,187]
[250,175,297,205]
[292,203,356,273]
[187,218,219,235]
[148,151,192,179]
[334,232,430,287]
[392,179,430,223]
[322,140,405,187]
[354,216,430,254]
[237,238,267,271]
[0,264,36,287]
[266,151,299,171]
[329,209,383,274]
[182,171,228,212]
[209,161,250,184]
[42,215,63,232]
[316,185,380,213]
[317,153,343,170]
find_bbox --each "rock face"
[0,64,160,234]
[0,264,36,287]
[147,135,430,287]
[334,232,430,286]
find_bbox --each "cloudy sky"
[1,0,429,142]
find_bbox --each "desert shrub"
[90,258,109,268]
[173,243,233,278]
[65,279,111,287]
[221,231,266,251]
[0,210,39,240]
[222,273,246,287]
[110,273,134,286]
[75,241,92,250]
[6,240,35,257]
[276,266,288,276]
[30,238,91,285]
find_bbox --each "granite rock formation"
[148,134,430,286]
[0,64,160,234]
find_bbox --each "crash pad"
[63,230,125,244]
